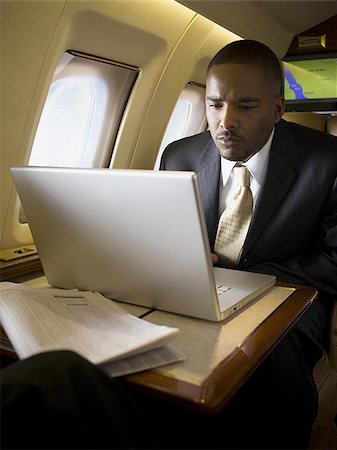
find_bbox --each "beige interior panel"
[283,113,327,132]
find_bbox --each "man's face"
[206,63,284,161]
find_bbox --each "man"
[2,40,336,450]
[159,39,337,448]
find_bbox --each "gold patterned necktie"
[214,165,253,268]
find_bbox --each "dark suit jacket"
[160,119,337,296]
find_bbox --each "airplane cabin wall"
[1,0,240,251]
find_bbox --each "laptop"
[10,166,276,322]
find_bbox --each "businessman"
[159,39,337,448]
[2,40,336,450]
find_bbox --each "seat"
[282,112,326,132]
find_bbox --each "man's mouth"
[217,134,240,145]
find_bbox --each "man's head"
[206,39,284,161]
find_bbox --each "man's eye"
[239,104,256,110]
[209,103,223,109]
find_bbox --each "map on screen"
[284,58,337,101]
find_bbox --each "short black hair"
[207,39,284,95]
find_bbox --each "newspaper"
[0,282,184,376]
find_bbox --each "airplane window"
[154,83,207,169]
[29,77,97,167]
[29,51,138,168]
[19,51,138,223]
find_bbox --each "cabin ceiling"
[175,1,337,57]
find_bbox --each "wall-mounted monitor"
[283,52,337,113]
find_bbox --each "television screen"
[283,55,337,112]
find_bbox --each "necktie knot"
[234,165,250,188]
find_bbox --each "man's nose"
[220,104,237,129]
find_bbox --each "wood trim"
[286,15,337,55]
[0,255,43,281]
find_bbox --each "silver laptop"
[10,166,275,322]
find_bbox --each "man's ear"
[275,95,285,123]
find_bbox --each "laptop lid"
[10,166,275,322]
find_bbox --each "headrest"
[282,113,326,131]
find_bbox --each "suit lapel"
[243,120,300,255]
[195,137,221,248]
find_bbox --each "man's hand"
[211,253,218,265]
